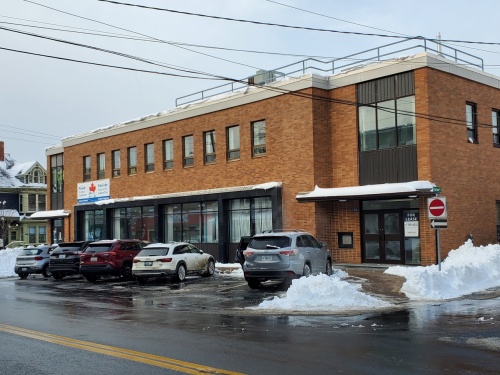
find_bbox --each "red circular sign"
[429,198,445,217]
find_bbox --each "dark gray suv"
[243,230,332,289]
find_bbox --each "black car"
[48,241,91,279]
[235,236,253,266]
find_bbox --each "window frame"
[466,102,478,143]
[163,139,174,170]
[112,149,121,177]
[83,156,91,181]
[183,135,194,167]
[144,143,155,172]
[97,153,105,179]
[204,130,216,164]
[128,146,137,175]
[227,125,240,160]
[493,109,500,146]
[252,120,266,157]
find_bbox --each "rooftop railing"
[175,37,484,107]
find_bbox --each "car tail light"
[132,259,140,263]
[279,249,299,256]
[34,256,43,261]
[101,252,116,257]
[243,250,254,256]
[159,258,173,262]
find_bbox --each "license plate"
[91,257,98,262]
[21,268,27,271]
[59,254,66,259]
[261,256,273,261]
[144,261,153,266]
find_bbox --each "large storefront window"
[164,201,218,243]
[229,197,272,242]
[83,210,104,241]
[112,206,156,242]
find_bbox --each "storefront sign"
[404,212,419,237]
[77,179,110,203]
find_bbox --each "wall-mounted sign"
[77,179,110,204]
[404,212,419,237]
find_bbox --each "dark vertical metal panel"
[377,76,394,102]
[357,81,377,104]
[359,145,417,185]
[397,71,415,97]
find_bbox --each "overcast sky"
[2,0,499,167]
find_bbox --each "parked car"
[132,242,216,283]
[79,239,142,282]
[6,241,25,249]
[243,230,332,289]
[14,244,57,279]
[48,241,91,279]
[235,235,253,267]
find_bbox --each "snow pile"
[253,270,391,312]
[0,247,23,278]
[385,240,500,300]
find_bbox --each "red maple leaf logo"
[89,182,96,193]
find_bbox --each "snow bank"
[0,247,23,278]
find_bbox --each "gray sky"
[2,0,499,167]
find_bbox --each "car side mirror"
[320,242,327,248]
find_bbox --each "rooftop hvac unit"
[248,70,276,85]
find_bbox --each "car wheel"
[18,273,29,279]
[303,263,311,277]
[121,264,133,280]
[42,265,52,278]
[136,277,148,284]
[52,272,64,280]
[247,280,260,289]
[176,264,186,282]
[325,260,333,276]
[85,274,98,283]
[203,259,215,277]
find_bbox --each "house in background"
[0,141,48,247]
[43,38,500,265]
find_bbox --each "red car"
[79,239,142,282]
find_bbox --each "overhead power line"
[97,0,500,46]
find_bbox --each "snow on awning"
[0,209,20,220]
[29,210,71,219]
[296,180,436,202]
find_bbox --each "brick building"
[43,42,500,265]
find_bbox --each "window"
[252,120,266,156]
[97,153,105,179]
[111,206,156,242]
[145,143,155,172]
[128,147,137,175]
[164,201,218,243]
[466,102,478,143]
[39,226,46,243]
[28,194,36,212]
[81,209,104,241]
[38,195,46,211]
[358,72,416,151]
[28,227,36,243]
[112,150,120,177]
[163,139,174,170]
[25,194,46,213]
[227,125,240,160]
[493,110,500,145]
[83,156,91,181]
[229,197,272,242]
[183,135,194,167]
[50,153,64,210]
[204,130,216,164]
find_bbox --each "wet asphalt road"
[1,273,500,375]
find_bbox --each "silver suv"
[243,230,332,289]
[15,244,57,279]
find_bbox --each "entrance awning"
[0,209,20,221]
[296,180,436,202]
[29,210,71,219]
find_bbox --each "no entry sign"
[428,197,447,219]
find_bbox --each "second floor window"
[128,147,137,175]
[466,102,478,143]
[252,120,266,156]
[145,143,155,172]
[112,150,120,177]
[83,156,91,181]
[183,135,194,167]
[493,109,500,145]
[204,130,216,164]
[163,139,174,169]
[227,125,240,160]
[97,153,105,179]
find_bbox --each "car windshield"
[138,248,170,256]
[85,245,113,253]
[57,246,80,251]
[249,236,291,249]
[21,249,42,256]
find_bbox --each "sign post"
[428,196,447,271]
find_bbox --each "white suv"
[243,230,332,289]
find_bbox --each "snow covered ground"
[2,240,500,312]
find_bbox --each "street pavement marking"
[0,324,245,375]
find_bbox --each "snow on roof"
[29,210,71,219]
[94,182,282,206]
[0,155,46,189]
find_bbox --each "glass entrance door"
[362,211,403,263]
